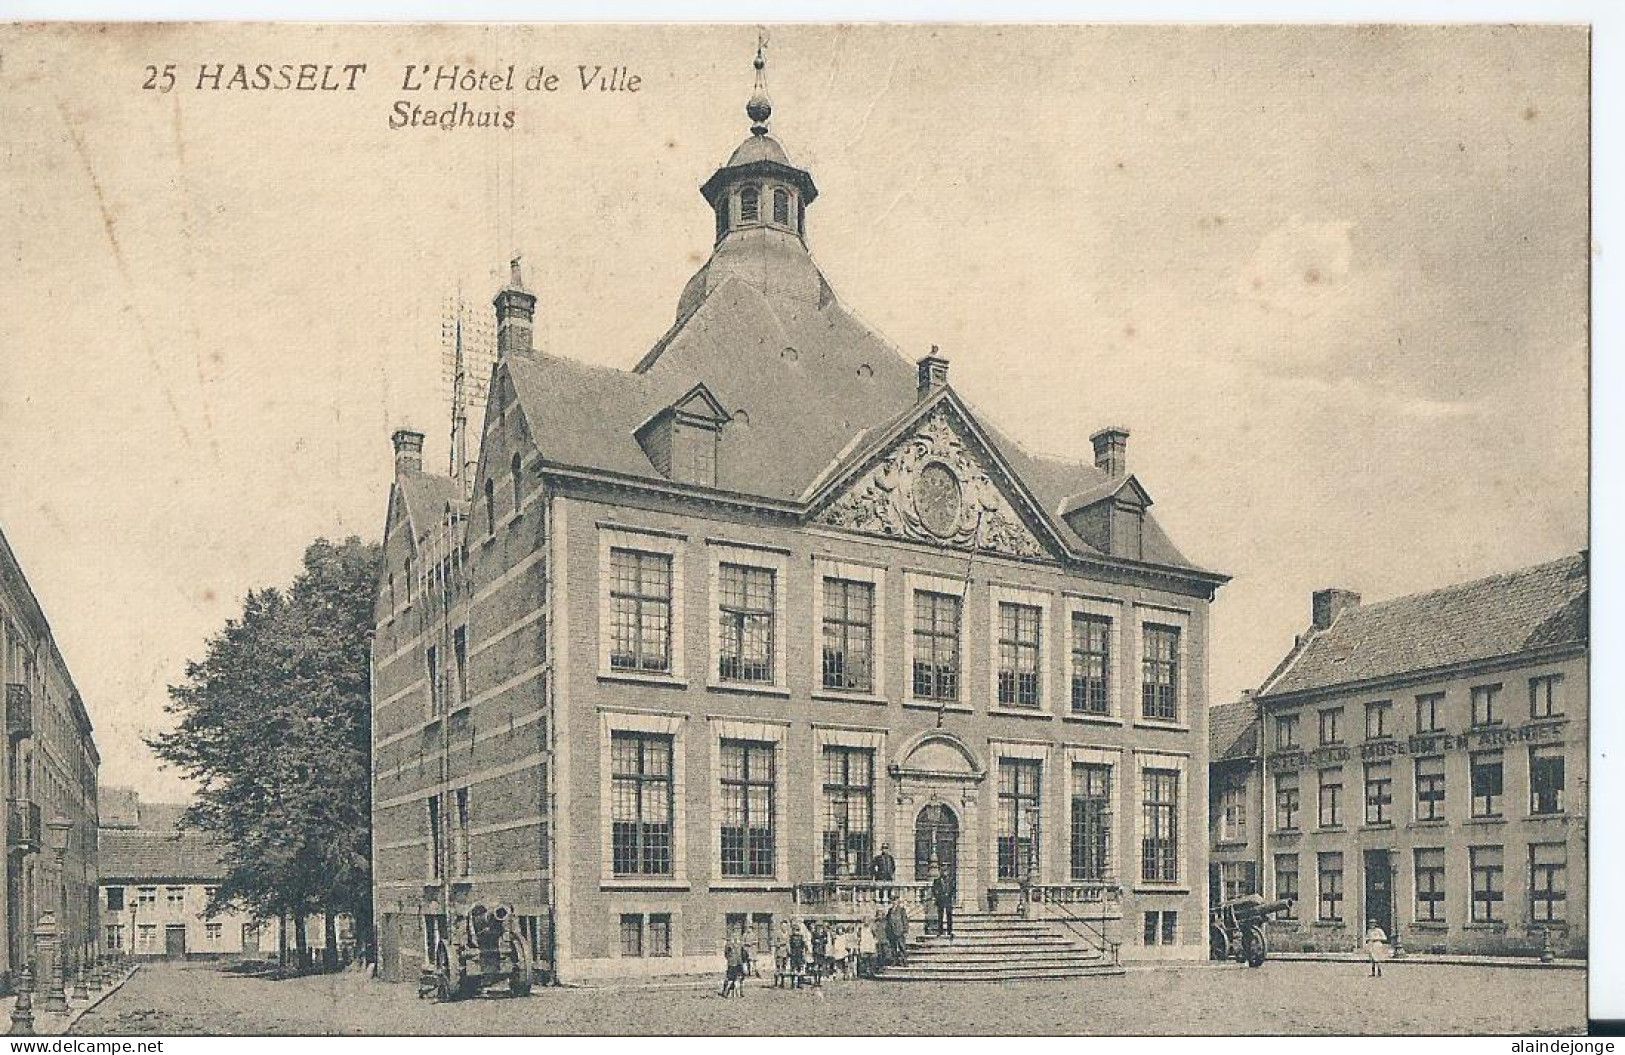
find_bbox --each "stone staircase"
[874,911,1124,982]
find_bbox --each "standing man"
[871,843,897,902]
[885,900,910,966]
[930,863,955,939]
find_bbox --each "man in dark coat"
[871,844,896,881]
[885,900,910,966]
[930,866,955,939]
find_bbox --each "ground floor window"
[1274,854,1298,918]
[1415,848,1446,923]
[1529,843,1566,924]
[1317,852,1344,922]
[105,924,124,950]
[997,758,1041,880]
[620,912,673,958]
[1470,846,1504,923]
[136,925,157,953]
[1142,910,1178,946]
[1218,861,1257,902]
[205,922,223,945]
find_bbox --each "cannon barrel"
[1233,897,1293,921]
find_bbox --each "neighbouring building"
[1232,553,1588,958]
[0,525,100,991]
[370,49,1228,984]
[98,787,342,961]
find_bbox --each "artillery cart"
[1209,894,1293,967]
[431,903,534,1000]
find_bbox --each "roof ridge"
[1343,552,1586,618]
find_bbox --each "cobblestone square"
[69,960,1586,1036]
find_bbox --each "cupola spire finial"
[746,29,772,135]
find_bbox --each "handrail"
[1025,882,1122,966]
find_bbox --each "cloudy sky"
[0,24,1587,800]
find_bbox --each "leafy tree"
[150,536,380,970]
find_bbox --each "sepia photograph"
[0,15,1602,1040]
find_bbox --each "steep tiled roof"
[397,471,467,538]
[1262,553,1588,698]
[1209,700,1260,762]
[505,273,1204,571]
[99,829,225,883]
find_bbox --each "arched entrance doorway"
[914,804,960,891]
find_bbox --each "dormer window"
[739,185,760,224]
[636,383,730,488]
[773,188,791,226]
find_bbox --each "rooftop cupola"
[699,37,819,247]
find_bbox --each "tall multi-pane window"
[1319,707,1344,745]
[1416,693,1446,733]
[611,732,674,876]
[1530,746,1565,814]
[1470,751,1504,817]
[1070,763,1111,882]
[1141,769,1179,883]
[720,739,775,877]
[426,794,444,880]
[1069,614,1111,715]
[1365,700,1392,739]
[452,787,471,877]
[1416,756,1446,821]
[1317,852,1344,922]
[1414,848,1446,922]
[1364,762,1393,825]
[1317,768,1343,828]
[426,645,442,717]
[1275,854,1299,918]
[1471,684,1503,726]
[718,564,775,684]
[912,591,961,702]
[821,579,874,693]
[1141,625,1180,720]
[452,626,468,708]
[1219,785,1246,841]
[1470,846,1504,922]
[821,746,874,878]
[511,452,523,512]
[610,549,673,672]
[1275,771,1301,831]
[1529,844,1567,923]
[997,759,1041,880]
[619,914,643,957]
[1275,714,1300,750]
[1529,675,1564,719]
[997,603,1042,708]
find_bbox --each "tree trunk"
[293,907,309,973]
[278,909,289,970]
[322,911,338,971]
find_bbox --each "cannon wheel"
[1242,925,1266,968]
[1209,924,1231,962]
[508,933,534,997]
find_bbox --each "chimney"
[1311,588,1361,630]
[1090,426,1130,477]
[916,347,949,402]
[391,428,425,474]
[493,254,537,359]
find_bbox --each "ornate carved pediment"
[813,407,1050,560]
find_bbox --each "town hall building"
[369,49,1227,983]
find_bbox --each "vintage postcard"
[0,20,1593,1038]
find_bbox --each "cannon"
[1209,894,1293,967]
[431,903,534,1001]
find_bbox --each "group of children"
[720,913,904,996]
